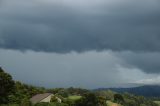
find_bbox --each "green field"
[67,95,82,100]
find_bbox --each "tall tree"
[0,67,15,103]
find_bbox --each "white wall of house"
[56,97,62,103]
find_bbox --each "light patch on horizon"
[134,76,160,85]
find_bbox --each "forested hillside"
[96,85,160,97]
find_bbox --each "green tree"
[75,92,99,106]
[8,81,46,104]
[0,67,15,104]
[63,98,75,106]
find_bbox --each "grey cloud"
[0,0,160,53]
[0,49,154,88]
[116,51,160,73]
[0,49,124,88]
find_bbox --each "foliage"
[154,101,160,106]
[47,88,64,94]
[8,81,46,104]
[62,95,82,106]
[114,94,124,104]
[0,67,160,106]
[48,87,89,97]
[51,96,58,102]
[106,101,122,106]
[34,102,69,106]
[51,96,59,103]
[63,98,75,106]
[67,87,89,95]
[20,98,32,106]
[58,90,69,98]
[75,92,99,106]
[67,95,82,100]
[122,93,158,106]
[49,102,69,106]
[35,102,50,106]
[95,90,115,101]
[101,85,160,97]
[97,96,107,106]
[0,67,15,104]
[0,104,19,106]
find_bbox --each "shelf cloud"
[0,0,160,53]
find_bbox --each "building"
[30,93,54,104]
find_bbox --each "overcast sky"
[0,0,160,89]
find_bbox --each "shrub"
[114,94,124,104]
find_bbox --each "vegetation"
[114,94,124,104]
[106,101,122,106]
[75,92,99,106]
[0,67,15,104]
[67,95,82,100]
[0,67,160,106]
[154,101,160,106]
[95,90,158,106]
[8,81,45,104]
[98,86,160,97]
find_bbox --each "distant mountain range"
[95,85,160,97]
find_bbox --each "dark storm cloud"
[0,0,160,53]
[116,52,160,73]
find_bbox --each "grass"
[106,101,122,106]
[67,95,82,101]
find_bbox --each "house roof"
[30,93,53,104]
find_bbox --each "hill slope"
[96,85,160,97]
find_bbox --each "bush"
[20,98,32,106]
[124,99,137,106]
[114,94,124,104]
[75,93,99,106]
[50,102,69,106]
[63,98,75,106]
[97,96,107,106]
[34,102,49,106]
[51,96,58,103]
